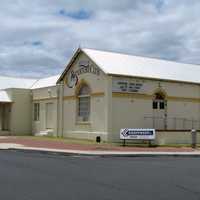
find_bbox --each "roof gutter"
[107,73,200,86]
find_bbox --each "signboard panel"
[120,129,155,140]
[112,80,145,93]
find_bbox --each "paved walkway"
[0,136,199,156]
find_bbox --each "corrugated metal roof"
[0,91,12,102]
[2,47,200,90]
[31,75,60,89]
[0,75,59,90]
[0,76,37,90]
[82,48,200,84]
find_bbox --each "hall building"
[1,47,200,144]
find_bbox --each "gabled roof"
[0,75,37,90]
[0,74,59,90]
[57,48,82,83]
[58,48,200,84]
[31,75,60,89]
[83,48,200,84]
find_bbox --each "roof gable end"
[57,48,107,83]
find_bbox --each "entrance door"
[46,103,53,129]
[1,104,10,131]
[153,93,167,129]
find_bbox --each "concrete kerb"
[1,146,200,157]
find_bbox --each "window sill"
[75,121,91,125]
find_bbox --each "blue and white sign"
[120,129,155,140]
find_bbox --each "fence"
[144,116,200,130]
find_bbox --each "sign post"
[120,129,156,146]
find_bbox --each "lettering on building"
[66,60,100,88]
[112,79,145,93]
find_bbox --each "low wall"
[154,130,200,145]
[110,130,200,145]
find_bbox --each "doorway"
[152,92,167,129]
[46,103,53,129]
[0,103,11,131]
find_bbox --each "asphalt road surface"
[0,151,200,200]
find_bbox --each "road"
[0,150,200,200]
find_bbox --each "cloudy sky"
[1,0,200,78]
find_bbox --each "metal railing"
[144,116,200,130]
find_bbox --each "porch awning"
[0,91,12,103]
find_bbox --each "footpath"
[0,136,199,157]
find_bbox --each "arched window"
[77,84,91,121]
[153,92,166,110]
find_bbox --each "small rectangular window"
[153,101,158,109]
[159,102,165,109]
[34,103,40,121]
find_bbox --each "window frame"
[34,103,40,121]
[153,101,158,109]
[152,92,166,110]
[159,101,165,110]
[76,84,91,123]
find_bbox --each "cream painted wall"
[63,52,107,97]
[32,99,57,136]
[8,89,32,135]
[110,98,152,141]
[112,76,200,98]
[60,52,108,140]
[167,102,200,130]
[155,131,200,145]
[32,86,57,100]
[62,95,107,140]
[27,52,200,143]
[32,86,58,136]
[110,76,200,141]
[31,52,109,140]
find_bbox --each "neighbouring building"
[1,48,200,144]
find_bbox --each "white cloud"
[0,0,200,78]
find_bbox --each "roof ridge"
[82,47,200,84]
[83,48,200,67]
